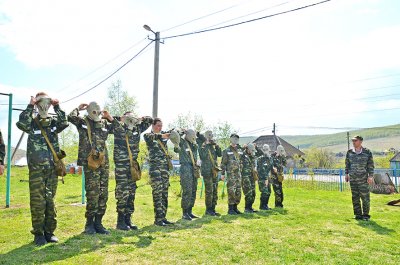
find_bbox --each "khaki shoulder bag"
[125,134,141,181]
[157,139,173,171]
[186,141,200,178]
[84,117,105,170]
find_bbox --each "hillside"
[242,124,400,153]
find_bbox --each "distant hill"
[243,124,400,153]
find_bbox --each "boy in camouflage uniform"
[68,102,121,235]
[345,135,374,221]
[221,134,243,215]
[16,93,68,246]
[241,143,263,213]
[112,112,153,230]
[174,129,200,220]
[256,144,273,210]
[144,118,174,226]
[271,145,287,208]
[197,131,222,216]
[0,129,5,175]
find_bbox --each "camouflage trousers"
[84,164,109,218]
[180,165,198,210]
[258,177,272,203]
[149,167,170,223]
[203,172,219,209]
[28,165,58,235]
[270,175,284,207]
[242,174,256,207]
[350,177,370,216]
[115,161,137,215]
[227,171,241,205]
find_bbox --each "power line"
[199,1,290,31]
[55,37,148,94]
[162,0,332,40]
[61,40,154,104]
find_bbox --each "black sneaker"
[44,233,59,243]
[34,235,47,246]
[162,219,174,225]
[363,215,371,221]
[154,220,166,226]
[355,215,363,220]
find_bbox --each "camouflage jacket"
[271,153,287,174]
[221,145,243,176]
[0,130,5,165]
[174,138,198,167]
[257,154,273,180]
[345,147,374,178]
[112,116,153,162]
[144,131,170,171]
[241,147,263,177]
[16,104,68,167]
[68,108,121,166]
[197,136,222,176]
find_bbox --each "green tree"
[304,148,336,168]
[59,126,79,164]
[168,112,207,132]
[213,121,237,150]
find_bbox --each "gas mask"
[122,113,140,130]
[277,145,286,156]
[36,95,51,119]
[262,144,271,156]
[247,143,256,156]
[185,129,196,144]
[169,130,181,148]
[230,136,239,145]
[87,102,102,122]
[204,130,214,141]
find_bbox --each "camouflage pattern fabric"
[257,154,273,203]
[241,150,260,208]
[197,136,222,209]
[0,129,5,165]
[345,148,374,216]
[16,103,68,235]
[271,152,287,207]
[112,117,152,215]
[68,108,121,218]
[144,132,171,222]
[174,138,198,210]
[221,145,243,205]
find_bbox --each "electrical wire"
[61,40,154,104]
[162,0,332,40]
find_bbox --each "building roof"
[252,135,305,157]
[390,152,400,162]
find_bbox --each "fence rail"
[283,168,400,192]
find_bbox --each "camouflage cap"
[351,135,363,141]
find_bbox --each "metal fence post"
[5,93,12,207]
[339,168,343,192]
[81,166,85,204]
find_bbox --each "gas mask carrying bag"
[85,117,105,170]
[125,134,141,181]
[186,140,200,179]
[34,118,66,177]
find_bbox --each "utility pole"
[143,25,160,118]
[272,123,276,135]
[347,132,350,150]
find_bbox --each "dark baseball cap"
[230,133,239,139]
[351,135,363,141]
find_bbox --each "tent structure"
[370,172,398,195]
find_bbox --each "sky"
[1,0,400,148]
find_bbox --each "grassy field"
[0,167,400,265]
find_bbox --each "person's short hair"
[35,92,48,98]
[123,111,133,116]
[230,133,239,139]
[352,135,363,141]
[153,118,162,125]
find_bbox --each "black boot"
[228,205,237,215]
[154,220,166,226]
[84,216,96,234]
[44,232,59,243]
[162,219,174,225]
[116,212,130,231]
[188,208,199,219]
[34,234,47,246]
[182,209,192,220]
[212,206,221,216]
[125,213,138,230]
[205,208,216,216]
[234,204,242,214]
[244,202,253,213]
[94,215,110,234]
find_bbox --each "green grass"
[1,167,400,264]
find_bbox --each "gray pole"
[152,31,160,118]
[347,132,350,150]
